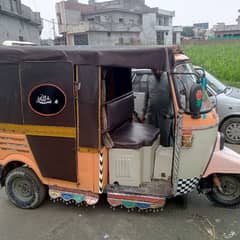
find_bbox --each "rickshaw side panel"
[20,61,77,182]
[77,148,108,193]
[203,137,240,178]
[0,132,78,188]
[78,65,99,149]
[178,112,219,179]
[20,62,75,127]
[178,126,218,179]
[27,136,77,182]
[0,64,22,124]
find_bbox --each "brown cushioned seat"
[110,122,160,149]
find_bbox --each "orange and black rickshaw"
[0,46,240,210]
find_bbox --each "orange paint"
[182,110,218,130]
[169,74,180,116]
[77,147,108,193]
[0,132,109,194]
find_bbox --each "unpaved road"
[0,144,239,240]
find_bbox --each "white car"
[198,69,240,144]
[2,40,36,46]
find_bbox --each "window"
[164,16,169,26]
[74,33,88,45]
[205,72,226,94]
[207,88,214,97]
[119,18,124,23]
[119,37,124,45]
[87,17,94,21]
[19,36,24,41]
[107,32,111,37]
[95,16,100,22]
[103,67,132,101]
[132,74,149,92]
[156,32,164,45]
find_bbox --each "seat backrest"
[106,93,134,132]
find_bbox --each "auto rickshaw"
[0,46,240,210]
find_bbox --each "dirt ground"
[0,144,239,240]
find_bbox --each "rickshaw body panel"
[177,111,219,179]
[178,126,218,179]
[0,130,108,193]
[203,136,240,178]
[77,148,108,193]
[0,132,78,189]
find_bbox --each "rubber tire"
[220,117,240,144]
[206,175,240,208]
[5,167,47,209]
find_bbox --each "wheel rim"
[214,176,240,202]
[12,177,34,202]
[225,122,240,142]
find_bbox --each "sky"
[21,0,240,39]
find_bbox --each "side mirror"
[194,67,206,85]
[189,84,203,119]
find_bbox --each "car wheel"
[5,167,47,209]
[220,117,240,144]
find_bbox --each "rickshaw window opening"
[102,66,132,102]
[103,91,133,105]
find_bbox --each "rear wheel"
[206,175,240,208]
[220,117,240,144]
[5,167,47,209]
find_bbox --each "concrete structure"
[192,22,209,39]
[56,0,182,46]
[40,39,55,46]
[213,10,240,38]
[0,0,42,44]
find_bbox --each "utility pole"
[52,18,56,39]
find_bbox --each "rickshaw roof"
[0,46,175,71]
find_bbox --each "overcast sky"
[22,0,240,39]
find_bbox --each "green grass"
[183,42,240,88]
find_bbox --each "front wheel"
[206,175,240,208]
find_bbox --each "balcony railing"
[155,25,173,31]
[59,21,142,34]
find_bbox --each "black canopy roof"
[0,46,175,71]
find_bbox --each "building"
[192,22,209,39]
[213,10,240,38]
[193,23,209,30]
[0,0,42,44]
[40,39,55,46]
[56,0,182,46]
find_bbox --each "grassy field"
[183,42,240,88]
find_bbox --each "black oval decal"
[29,84,66,116]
